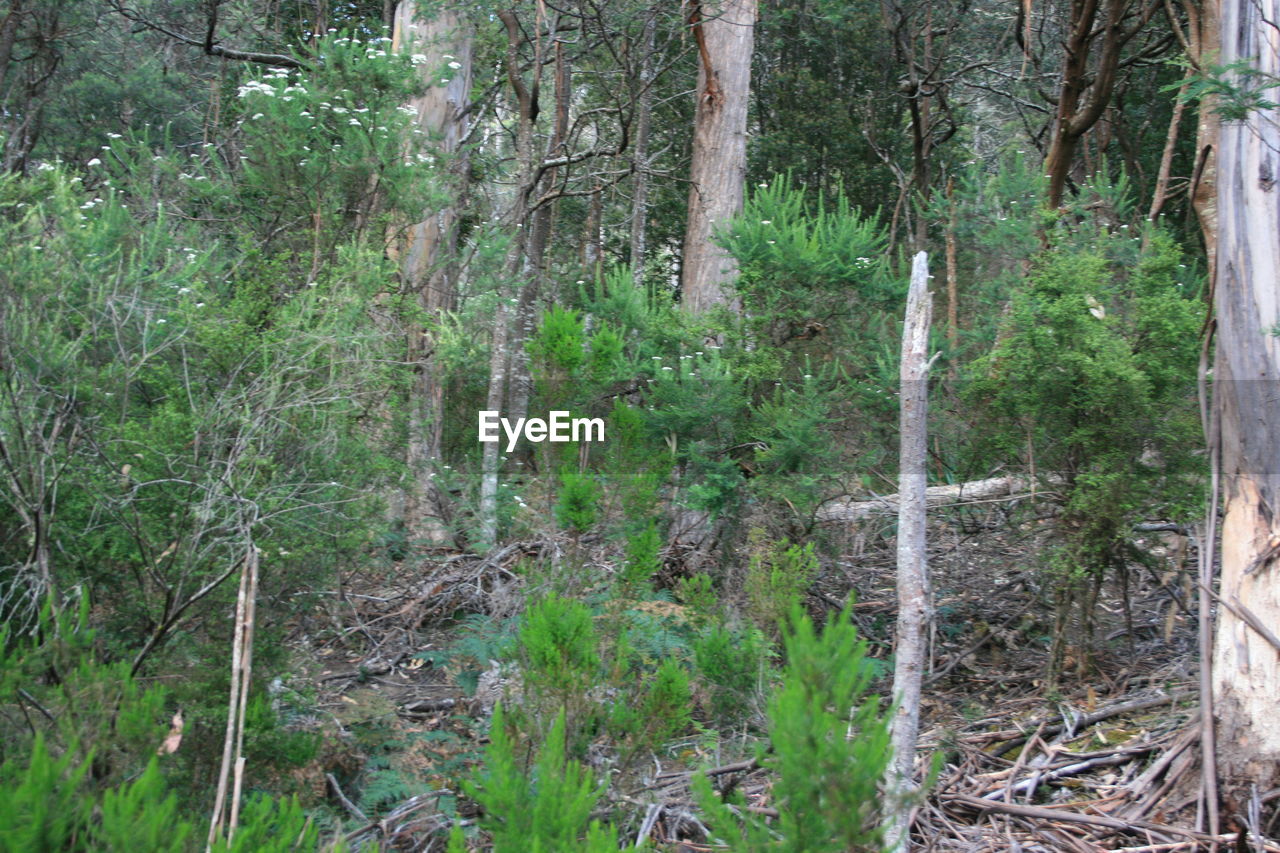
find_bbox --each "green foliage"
[0,169,395,656]
[691,622,770,724]
[529,306,587,375]
[744,534,820,633]
[208,794,324,853]
[95,759,191,853]
[463,706,617,852]
[0,734,94,853]
[0,596,167,794]
[719,175,896,347]
[519,593,600,699]
[619,522,663,596]
[694,606,891,851]
[968,221,1203,667]
[556,468,601,533]
[1176,59,1280,121]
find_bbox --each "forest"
[3,0,1280,849]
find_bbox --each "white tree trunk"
[393,1,473,545]
[680,0,755,313]
[884,252,933,851]
[1212,0,1280,815]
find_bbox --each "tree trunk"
[629,10,656,289]
[883,252,934,851]
[479,8,544,549]
[393,1,473,546]
[1212,0,1280,820]
[1042,0,1148,209]
[1186,0,1219,271]
[680,0,755,313]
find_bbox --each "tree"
[1041,0,1165,209]
[393,0,474,545]
[883,252,933,850]
[680,0,755,313]
[1211,0,1280,823]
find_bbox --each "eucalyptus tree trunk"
[393,0,473,546]
[1211,0,1280,822]
[680,0,755,312]
[883,252,933,851]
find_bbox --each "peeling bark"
[1212,0,1280,815]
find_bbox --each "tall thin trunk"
[944,177,958,365]
[630,9,656,288]
[680,0,755,313]
[1186,0,1219,271]
[506,35,570,431]
[479,7,544,549]
[394,1,473,545]
[883,252,933,851]
[1147,72,1190,222]
[1212,0,1280,824]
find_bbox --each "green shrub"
[461,706,617,852]
[618,522,663,596]
[745,534,820,633]
[528,305,586,376]
[691,622,769,725]
[556,468,600,533]
[693,606,891,851]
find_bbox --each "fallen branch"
[327,773,368,823]
[815,475,1059,523]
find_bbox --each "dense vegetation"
[0,0,1250,849]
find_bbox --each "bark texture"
[680,0,755,313]
[1212,0,1280,810]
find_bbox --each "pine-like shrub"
[694,606,891,851]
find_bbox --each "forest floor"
[274,502,1264,851]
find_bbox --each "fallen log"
[815,475,1058,523]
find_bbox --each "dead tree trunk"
[1211,0,1280,824]
[393,1,473,546]
[680,0,755,313]
[884,252,934,851]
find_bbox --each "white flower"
[251,113,264,120]
[156,318,167,324]
[348,118,362,125]
[760,219,771,224]
[410,54,428,65]
[37,162,55,171]
[107,132,122,139]
[86,158,101,166]
[178,287,192,294]
[195,302,206,308]
[448,61,461,69]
